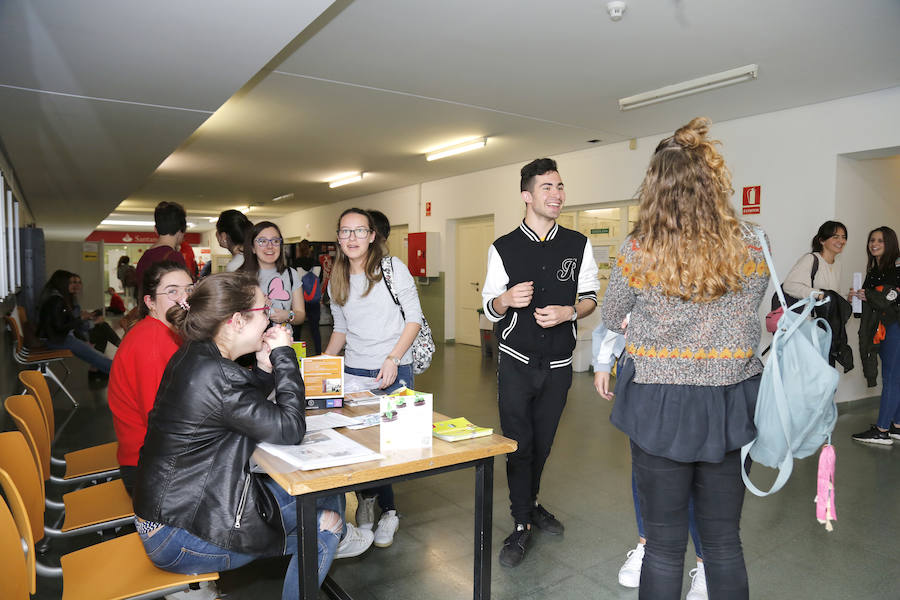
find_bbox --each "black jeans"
[631,441,749,600]
[497,355,572,524]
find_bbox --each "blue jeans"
[344,363,414,394]
[632,442,748,600]
[137,478,343,599]
[632,470,702,559]
[877,321,900,430]
[344,364,413,511]
[46,332,112,373]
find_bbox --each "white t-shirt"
[258,267,304,312]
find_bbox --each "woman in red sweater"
[108,261,193,495]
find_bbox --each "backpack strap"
[381,257,406,318]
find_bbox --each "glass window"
[560,201,638,299]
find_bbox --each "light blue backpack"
[741,228,839,496]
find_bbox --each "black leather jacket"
[134,341,305,555]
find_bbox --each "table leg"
[298,495,320,600]
[473,458,494,600]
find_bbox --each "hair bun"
[673,117,711,149]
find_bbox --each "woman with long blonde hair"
[601,118,768,600]
[324,207,423,548]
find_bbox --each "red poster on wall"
[425,202,432,217]
[742,186,761,215]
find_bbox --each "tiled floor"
[15,339,900,600]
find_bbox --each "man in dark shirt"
[135,201,188,296]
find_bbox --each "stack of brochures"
[432,417,493,442]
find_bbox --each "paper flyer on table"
[379,388,433,451]
[304,412,362,432]
[301,355,344,399]
[258,428,383,471]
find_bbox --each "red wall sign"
[742,186,761,215]
[425,201,432,217]
[86,231,203,244]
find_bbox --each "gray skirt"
[610,356,760,463]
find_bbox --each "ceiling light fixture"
[618,64,758,111]
[272,193,294,202]
[328,172,364,188]
[238,206,251,214]
[425,137,487,161]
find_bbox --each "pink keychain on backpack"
[815,444,837,531]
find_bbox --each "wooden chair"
[2,398,133,535]
[0,467,218,600]
[19,370,120,479]
[4,313,79,408]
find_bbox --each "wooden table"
[252,404,517,600]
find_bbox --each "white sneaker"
[617,542,644,588]
[373,509,400,548]
[355,495,376,530]
[686,563,708,600]
[335,523,374,559]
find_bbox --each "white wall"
[275,86,900,401]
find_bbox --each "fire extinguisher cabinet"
[407,232,440,277]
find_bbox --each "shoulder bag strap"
[381,257,406,318]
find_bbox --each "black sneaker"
[531,504,564,535]
[851,425,893,445]
[890,424,900,441]
[499,524,532,568]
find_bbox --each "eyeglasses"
[156,285,195,300]
[337,227,371,240]
[245,305,271,317]
[255,237,283,247]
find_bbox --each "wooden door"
[454,217,494,346]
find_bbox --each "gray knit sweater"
[601,225,769,386]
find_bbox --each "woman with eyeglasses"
[133,271,345,598]
[324,208,424,548]
[108,260,193,495]
[243,220,306,328]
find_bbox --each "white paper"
[852,272,863,314]
[379,390,433,451]
[345,413,382,430]
[304,413,362,432]
[257,429,383,471]
[343,372,380,393]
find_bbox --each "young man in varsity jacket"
[482,158,600,567]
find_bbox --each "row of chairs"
[0,370,218,599]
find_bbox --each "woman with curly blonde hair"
[601,117,769,600]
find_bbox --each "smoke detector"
[607,1,626,21]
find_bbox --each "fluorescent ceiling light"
[618,64,758,111]
[328,172,364,188]
[101,219,195,228]
[425,137,487,161]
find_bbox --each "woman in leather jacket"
[37,269,113,373]
[132,271,343,598]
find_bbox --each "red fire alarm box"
[407,232,440,277]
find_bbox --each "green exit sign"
[590,228,610,234]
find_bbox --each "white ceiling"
[2,0,899,240]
